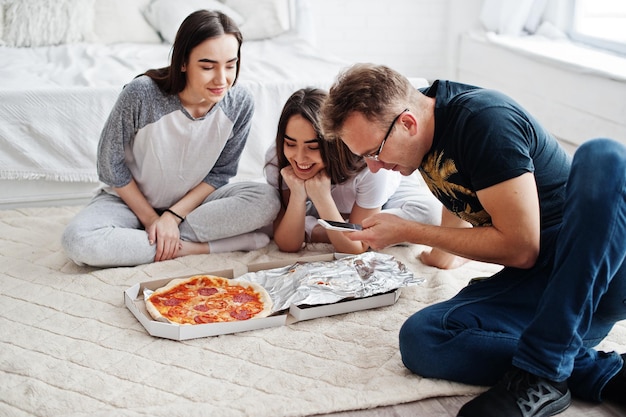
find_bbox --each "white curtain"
[479,0,571,38]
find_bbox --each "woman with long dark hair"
[62,10,279,267]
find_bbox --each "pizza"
[145,275,273,325]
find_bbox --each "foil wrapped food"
[238,252,424,313]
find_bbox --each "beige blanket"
[2,206,624,417]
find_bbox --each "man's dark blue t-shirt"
[418,80,571,230]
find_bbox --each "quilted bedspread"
[2,206,625,417]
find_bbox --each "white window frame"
[568,0,626,56]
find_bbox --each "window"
[569,0,626,56]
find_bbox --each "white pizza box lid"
[246,253,338,272]
[124,269,288,341]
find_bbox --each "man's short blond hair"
[321,63,418,141]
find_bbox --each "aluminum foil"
[238,252,424,313]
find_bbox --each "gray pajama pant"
[61,182,280,267]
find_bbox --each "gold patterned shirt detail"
[420,150,492,227]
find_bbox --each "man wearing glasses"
[321,63,626,417]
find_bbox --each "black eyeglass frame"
[362,108,409,161]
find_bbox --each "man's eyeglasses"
[362,108,409,161]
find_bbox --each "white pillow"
[143,0,244,44]
[2,0,96,47]
[93,0,161,44]
[221,0,290,40]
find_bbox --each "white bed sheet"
[0,33,347,89]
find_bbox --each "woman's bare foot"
[419,249,470,270]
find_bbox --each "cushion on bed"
[93,0,161,44]
[143,0,244,44]
[0,0,292,47]
[223,0,291,40]
[1,0,96,47]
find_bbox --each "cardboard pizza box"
[125,253,403,340]
[124,268,288,341]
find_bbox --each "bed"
[0,0,360,208]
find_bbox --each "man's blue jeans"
[399,138,626,402]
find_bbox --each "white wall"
[307,0,483,79]
[306,0,626,146]
[457,33,626,146]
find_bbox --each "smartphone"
[317,219,362,232]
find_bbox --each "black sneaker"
[457,367,571,417]
[602,353,626,405]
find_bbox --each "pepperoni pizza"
[145,275,273,325]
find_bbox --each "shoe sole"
[539,390,571,417]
